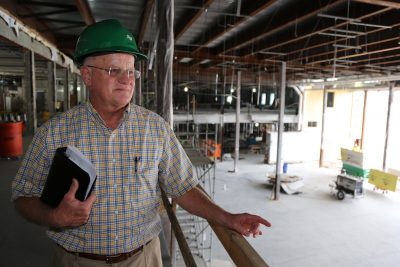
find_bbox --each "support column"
[24,50,37,134]
[71,73,78,107]
[360,90,368,150]
[274,62,286,201]
[319,85,327,168]
[383,83,394,171]
[156,0,174,125]
[63,69,70,111]
[233,71,241,173]
[135,63,143,105]
[257,73,261,106]
[155,1,175,265]
[47,61,56,115]
[79,76,87,103]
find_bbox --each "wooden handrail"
[209,222,269,267]
[198,184,269,267]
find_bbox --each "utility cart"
[332,174,364,200]
[330,148,367,200]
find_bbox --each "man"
[12,19,271,266]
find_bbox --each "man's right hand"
[50,178,96,228]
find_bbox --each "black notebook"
[41,146,97,208]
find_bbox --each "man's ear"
[80,66,91,86]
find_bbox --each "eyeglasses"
[86,65,141,79]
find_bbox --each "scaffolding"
[174,141,216,267]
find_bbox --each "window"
[308,121,317,127]
[327,92,335,107]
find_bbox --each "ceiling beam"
[1,0,57,44]
[219,0,346,55]
[74,0,95,25]
[17,7,76,18]
[192,0,278,55]
[138,0,154,46]
[352,0,400,9]
[250,6,392,63]
[175,0,214,41]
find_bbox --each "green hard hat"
[74,19,147,66]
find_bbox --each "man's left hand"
[228,213,271,237]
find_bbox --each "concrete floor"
[210,153,400,267]
[2,138,400,267]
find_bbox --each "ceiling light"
[199,59,211,64]
[326,77,338,82]
[311,79,324,83]
[179,57,193,63]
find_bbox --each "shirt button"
[110,133,116,138]
[114,183,117,189]
[115,210,118,215]
[115,235,118,241]
[112,158,116,163]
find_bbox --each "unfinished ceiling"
[2,0,400,89]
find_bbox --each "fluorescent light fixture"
[326,77,338,82]
[199,59,211,64]
[354,81,363,87]
[317,13,361,22]
[179,57,193,63]
[302,85,313,90]
[350,22,392,29]
[363,80,376,84]
[311,79,324,83]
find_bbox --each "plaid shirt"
[12,102,198,255]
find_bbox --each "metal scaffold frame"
[174,140,216,267]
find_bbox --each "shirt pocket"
[130,159,159,214]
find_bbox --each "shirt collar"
[85,101,131,130]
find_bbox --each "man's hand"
[227,213,271,238]
[50,178,96,228]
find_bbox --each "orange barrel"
[0,121,24,158]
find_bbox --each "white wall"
[267,130,321,164]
